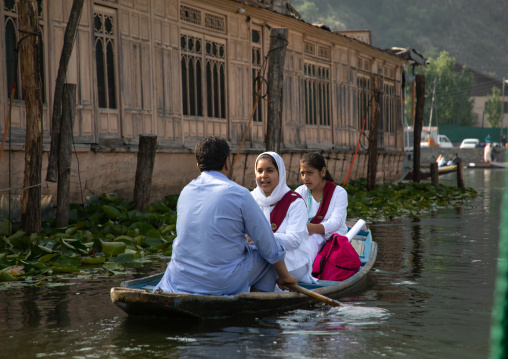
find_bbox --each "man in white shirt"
[154,136,297,296]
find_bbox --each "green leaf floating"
[100,240,126,257]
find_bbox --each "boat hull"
[111,233,377,319]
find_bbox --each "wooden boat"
[110,230,377,319]
[404,164,457,180]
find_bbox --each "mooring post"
[456,161,465,189]
[413,74,425,183]
[134,134,157,211]
[430,162,439,187]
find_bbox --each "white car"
[438,135,453,148]
[459,138,479,148]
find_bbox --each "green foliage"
[404,52,474,126]
[344,179,477,221]
[485,87,502,128]
[0,194,178,284]
[293,0,507,77]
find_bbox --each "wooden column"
[134,135,158,211]
[367,77,381,191]
[456,161,465,189]
[56,84,76,227]
[265,28,288,153]
[430,162,439,187]
[46,0,85,182]
[19,1,43,233]
[413,74,425,183]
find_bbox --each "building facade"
[1,0,407,205]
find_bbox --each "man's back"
[164,171,284,296]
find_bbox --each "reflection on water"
[0,169,504,358]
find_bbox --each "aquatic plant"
[0,181,477,283]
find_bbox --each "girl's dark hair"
[256,153,279,172]
[300,152,334,183]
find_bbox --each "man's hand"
[276,273,298,291]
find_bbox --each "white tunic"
[251,152,313,283]
[295,184,348,261]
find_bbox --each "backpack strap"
[310,180,337,224]
[270,191,302,232]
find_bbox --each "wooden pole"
[265,28,288,153]
[413,74,425,183]
[19,1,43,233]
[56,84,76,227]
[411,81,416,126]
[456,161,465,189]
[134,135,158,212]
[46,0,85,182]
[367,77,380,191]
[430,162,439,187]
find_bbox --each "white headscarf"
[251,152,291,211]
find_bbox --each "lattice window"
[304,62,330,126]
[181,34,203,116]
[205,13,225,33]
[383,83,399,134]
[4,0,45,101]
[251,27,263,122]
[180,5,201,25]
[317,45,330,60]
[94,11,117,109]
[180,33,226,119]
[357,76,371,130]
[364,59,371,72]
[304,42,315,56]
[205,40,225,118]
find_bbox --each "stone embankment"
[420,147,506,165]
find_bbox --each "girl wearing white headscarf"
[251,152,314,284]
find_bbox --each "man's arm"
[272,260,298,291]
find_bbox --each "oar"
[287,284,341,307]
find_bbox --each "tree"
[485,86,502,128]
[419,51,475,126]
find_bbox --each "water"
[0,169,504,358]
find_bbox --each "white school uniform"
[252,152,314,284]
[295,184,348,261]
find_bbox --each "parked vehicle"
[438,135,453,148]
[459,138,479,148]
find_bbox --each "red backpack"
[312,233,361,281]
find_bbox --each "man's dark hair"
[195,136,230,172]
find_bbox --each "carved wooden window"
[205,39,225,119]
[4,0,45,101]
[357,76,371,130]
[304,41,315,56]
[180,34,226,119]
[304,63,330,126]
[251,27,263,122]
[181,34,203,116]
[180,5,201,25]
[94,11,117,109]
[383,83,398,134]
